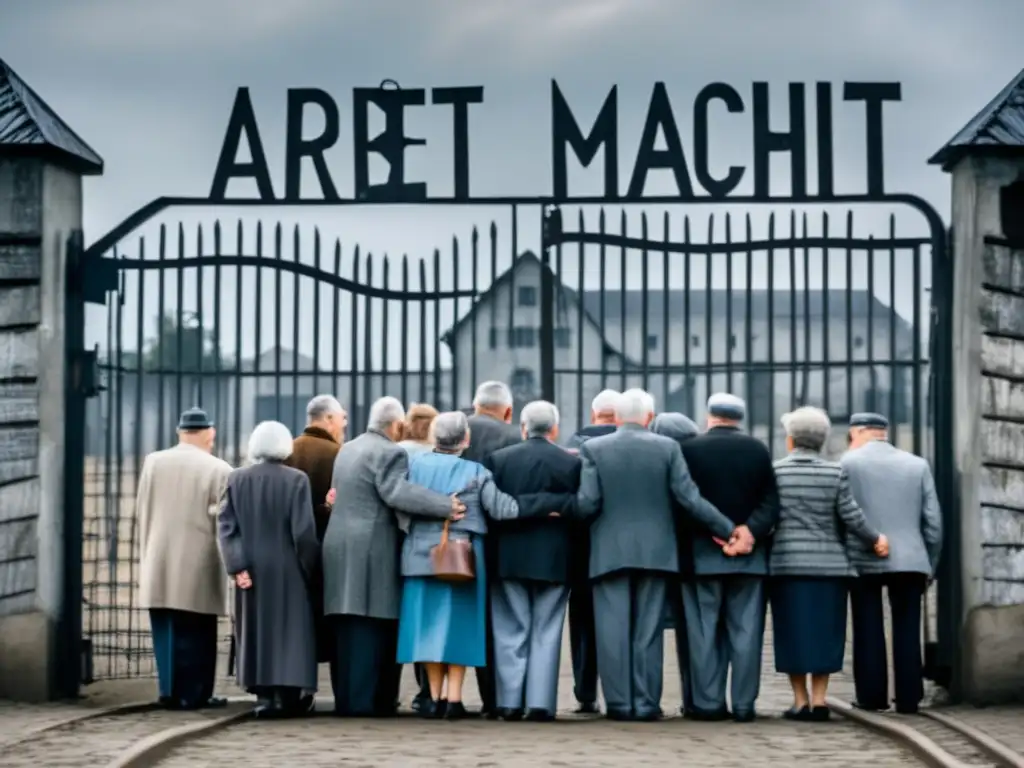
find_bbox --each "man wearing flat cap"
[137,407,233,710]
[676,393,779,722]
[842,412,942,714]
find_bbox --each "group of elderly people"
[139,380,942,724]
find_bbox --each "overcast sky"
[2,0,1021,363]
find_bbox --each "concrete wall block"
[0,557,37,608]
[0,328,39,378]
[0,285,41,327]
[980,505,1024,545]
[0,477,40,524]
[981,334,1024,378]
[980,419,1024,466]
[0,517,38,561]
[0,426,38,462]
[0,458,38,485]
[979,465,1024,508]
[979,289,1024,336]
[981,242,1024,293]
[963,603,1024,705]
[982,374,1024,418]
[0,158,42,234]
[0,245,41,281]
[981,545,1024,581]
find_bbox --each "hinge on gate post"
[542,205,563,246]
[82,255,118,306]
[74,345,105,399]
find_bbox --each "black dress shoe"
[444,701,469,721]
[733,710,756,723]
[575,702,600,715]
[810,706,831,722]
[688,707,730,722]
[419,699,446,719]
[204,696,228,708]
[634,709,662,722]
[497,707,524,721]
[783,705,811,721]
[853,701,889,713]
[894,704,919,715]
[411,693,429,713]
[605,708,633,721]
[525,708,555,722]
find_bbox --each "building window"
[729,334,737,349]
[555,328,571,348]
[647,334,658,351]
[507,326,536,348]
[691,335,700,348]
[518,286,537,307]
[556,290,567,311]
[854,335,865,349]
[510,367,537,402]
[488,327,498,349]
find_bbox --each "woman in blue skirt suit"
[397,410,568,720]
[769,407,890,722]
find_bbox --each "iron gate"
[58,76,957,695]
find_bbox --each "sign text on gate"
[208,80,901,203]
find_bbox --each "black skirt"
[770,576,849,675]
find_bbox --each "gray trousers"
[491,580,569,713]
[592,570,667,717]
[681,576,766,715]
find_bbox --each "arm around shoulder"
[836,467,881,546]
[375,447,451,518]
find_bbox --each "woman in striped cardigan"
[769,406,889,722]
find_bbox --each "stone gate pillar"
[930,69,1024,704]
[0,59,104,701]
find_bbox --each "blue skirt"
[770,576,849,675]
[397,537,487,668]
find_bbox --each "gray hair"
[248,420,293,463]
[590,389,620,416]
[306,394,343,422]
[616,388,655,424]
[430,410,470,451]
[367,396,405,432]
[781,406,831,452]
[521,400,560,437]
[472,380,513,410]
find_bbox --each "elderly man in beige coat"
[137,407,233,710]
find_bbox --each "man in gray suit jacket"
[574,389,753,721]
[322,396,465,717]
[841,412,943,715]
[463,381,522,716]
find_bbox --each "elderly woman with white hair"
[218,420,320,719]
[397,410,569,721]
[769,407,890,722]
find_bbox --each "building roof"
[929,67,1024,170]
[0,58,104,174]
[443,251,911,351]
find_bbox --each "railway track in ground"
[1,697,1020,768]
[829,699,1024,768]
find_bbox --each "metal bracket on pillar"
[72,344,105,399]
[82,254,118,306]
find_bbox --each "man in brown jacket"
[285,395,347,663]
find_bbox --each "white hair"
[306,394,343,422]
[247,420,294,463]
[367,396,405,432]
[590,389,620,416]
[520,400,560,437]
[472,380,513,410]
[781,406,832,452]
[430,410,470,451]
[615,388,655,424]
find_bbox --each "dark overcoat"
[219,461,320,692]
[285,426,340,661]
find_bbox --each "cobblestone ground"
[0,586,953,766]
[923,705,1024,756]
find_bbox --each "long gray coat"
[322,429,453,621]
[575,423,737,579]
[840,440,943,576]
[218,461,320,692]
